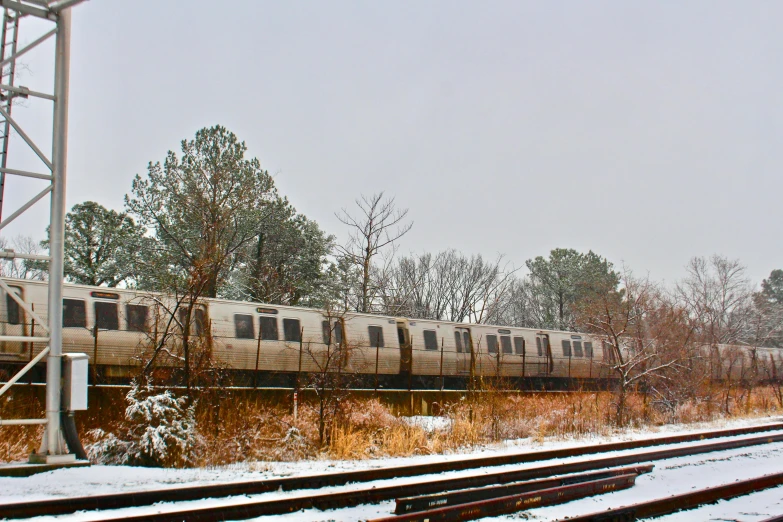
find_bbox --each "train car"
[1,277,619,390]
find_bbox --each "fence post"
[374,332,380,395]
[92,324,99,386]
[26,304,36,385]
[254,327,261,389]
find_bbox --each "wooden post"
[439,336,445,392]
[297,326,304,391]
[27,304,35,385]
[254,326,262,389]
[374,331,380,395]
[92,323,99,386]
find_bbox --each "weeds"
[2,385,782,466]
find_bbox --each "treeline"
[1,125,781,352]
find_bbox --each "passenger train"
[0,278,772,389]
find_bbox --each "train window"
[6,291,21,325]
[283,318,301,342]
[513,337,525,355]
[259,316,278,341]
[178,308,202,335]
[369,326,384,348]
[423,330,438,350]
[126,305,148,332]
[321,321,342,345]
[603,341,616,364]
[573,340,583,357]
[194,309,205,336]
[584,341,593,358]
[500,335,512,354]
[454,331,463,353]
[234,314,255,339]
[536,337,542,356]
[321,321,332,344]
[63,299,86,328]
[486,334,498,354]
[561,339,572,357]
[95,301,119,330]
[334,321,343,344]
[463,331,470,352]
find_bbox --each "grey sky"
[3,1,782,287]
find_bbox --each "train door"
[455,327,472,374]
[536,333,553,375]
[1,285,25,356]
[397,321,412,377]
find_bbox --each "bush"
[87,382,199,468]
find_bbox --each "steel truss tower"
[0,0,87,463]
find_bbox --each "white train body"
[10,277,767,388]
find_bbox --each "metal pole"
[41,8,70,458]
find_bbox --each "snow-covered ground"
[2,415,783,521]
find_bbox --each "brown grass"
[2,385,782,466]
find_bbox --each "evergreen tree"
[524,248,619,330]
[41,201,148,287]
[125,125,277,297]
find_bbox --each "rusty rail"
[558,471,783,521]
[6,432,783,522]
[394,465,653,514]
[2,427,783,521]
[371,474,639,522]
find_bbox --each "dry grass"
[2,384,782,466]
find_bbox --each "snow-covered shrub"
[86,383,200,468]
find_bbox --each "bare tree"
[0,235,47,280]
[335,192,412,313]
[677,255,755,345]
[576,270,687,426]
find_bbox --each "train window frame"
[536,337,542,356]
[94,301,119,331]
[423,330,438,351]
[584,341,593,358]
[259,316,279,341]
[513,336,525,355]
[486,334,498,354]
[368,325,384,348]
[6,287,21,325]
[283,318,301,343]
[454,331,463,353]
[126,304,148,332]
[500,335,512,354]
[234,314,255,340]
[561,339,572,357]
[573,340,583,357]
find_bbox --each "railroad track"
[3,423,783,521]
[557,471,783,522]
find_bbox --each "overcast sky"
[3,1,781,287]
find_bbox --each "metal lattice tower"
[0,8,20,220]
[0,0,87,464]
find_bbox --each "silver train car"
[0,277,642,389]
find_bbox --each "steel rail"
[394,464,654,514]
[558,471,783,522]
[3,430,783,521]
[371,474,640,522]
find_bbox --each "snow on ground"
[1,415,782,521]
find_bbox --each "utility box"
[62,353,88,411]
